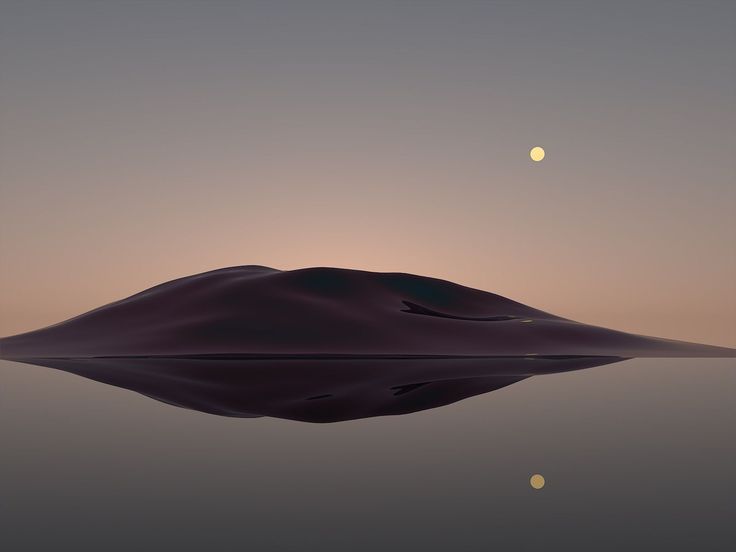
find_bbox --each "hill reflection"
[9,355,625,422]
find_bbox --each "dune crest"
[1,265,733,359]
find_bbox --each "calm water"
[1,357,734,551]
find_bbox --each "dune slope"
[1,265,733,359]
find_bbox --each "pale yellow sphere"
[529,146,545,162]
[530,474,545,489]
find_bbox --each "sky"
[1,0,734,346]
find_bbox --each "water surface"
[1,357,733,551]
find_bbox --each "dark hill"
[1,266,733,359]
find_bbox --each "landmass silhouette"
[1,266,732,422]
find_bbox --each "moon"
[530,474,545,489]
[529,146,545,162]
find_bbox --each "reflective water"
[5,355,626,421]
[1,357,734,551]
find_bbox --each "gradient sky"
[1,1,734,345]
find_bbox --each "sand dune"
[1,266,733,359]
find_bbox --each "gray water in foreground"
[1,357,734,551]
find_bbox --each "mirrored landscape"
[1,356,734,551]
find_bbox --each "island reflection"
[9,355,625,422]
